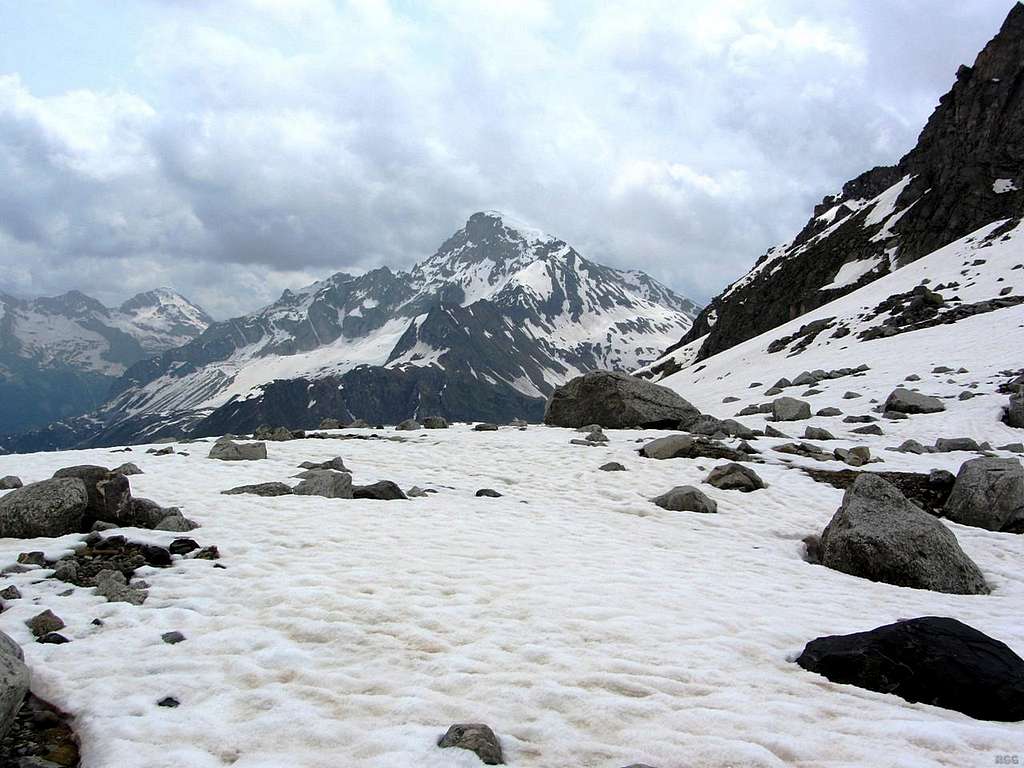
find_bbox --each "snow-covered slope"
[669,3,1024,363]
[646,217,1023,437]
[39,212,697,445]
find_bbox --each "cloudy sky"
[0,0,1014,318]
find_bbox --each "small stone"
[161,631,186,645]
[157,696,180,708]
[26,610,65,638]
[473,423,500,431]
[0,586,21,600]
[816,407,842,417]
[437,723,504,765]
[475,489,502,498]
[599,462,627,471]
[168,538,199,556]
[193,546,220,560]
[852,424,884,436]
[37,632,69,645]
[17,552,46,567]
[842,391,862,399]
[651,486,717,513]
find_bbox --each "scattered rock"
[639,435,745,462]
[1008,389,1024,428]
[422,416,449,429]
[934,437,982,453]
[0,477,22,490]
[437,723,504,765]
[112,463,143,476]
[37,633,69,645]
[93,569,147,605]
[396,419,422,431]
[161,631,186,645]
[319,418,343,429]
[353,481,407,501]
[157,697,179,708]
[475,489,502,498]
[25,611,64,639]
[704,463,765,492]
[169,538,199,556]
[221,482,294,497]
[842,391,862,400]
[803,426,835,441]
[254,425,297,442]
[764,425,789,439]
[851,424,884,436]
[0,587,20,601]
[652,485,717,513]
[599,462,626,471]
[208,438,268,461]
[884,388,946,414]
[473,423,499,432]
[816,407,842,417]
[944,457,1024,532]
[544,370,701,429]
[796,617,1024,721]
[0,479,88,538]
[0,631,29,741]
[293,470,354,499]
[298,457,348,472]
[819,474,988,594]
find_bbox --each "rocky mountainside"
[660,2,1024,370]
[0,288,212,433]
[2,212,698,449]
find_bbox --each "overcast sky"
[0,0,1015,318]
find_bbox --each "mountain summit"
[661,1,1024,367]
[5,212,699,448]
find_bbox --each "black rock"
[437,723,503,765]
[161,631,186,645]
[37,633,69,645]
[352,481,408,501]
[168,538,199,556]
[475,489,502,498]
[796,616,1024,721]
[157,697,179,708]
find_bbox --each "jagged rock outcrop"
[663,4,1024,364]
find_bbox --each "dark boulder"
[796,616,1024,721]
[352,481,407,500]
[544,370,701,429]
[221,482,294,497]
[944,457,1024,532]
[651,486,717,513]
[884,388,945,414]
[704,463,765,492]
[437,723,503,765]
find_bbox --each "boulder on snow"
[221,482,294,497]
[0,478,88,538]
[819,474,988,594]
[352,481,407,500]
[943,457,1024,532]
[704,463,765,492]
[599,462,627,472]
[0,476,22,490]
[771,397,811,422]
[437,723,504,765]
[396,419,422,431]
[884,387,946,414]
[651,485,717,513]
[319,418,343,429]
[208,438,268,461]
[796,616,1024,721]
[298,457,348,472]
[804,426,835,441]
[934,437,982,453]
[544,370,701,429]
[1007,389,1024,428]
[254,425,296,441]
[52,465,132,525]
[113,462,143,476]
[422,416,449,429]
[473,423,499,431]
[293,470,354,499]
[0,631,28,741]
[639,435,745,462]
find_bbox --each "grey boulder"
[396,419,421,431]
[884,388,946,414]
[1008,390,1024,428]
[820,474,988,594]
[221,482,294,497]
[208,438,268,461]
[422,416,449,429]
[0,631,28,741]
[293,470,354,499]
[0,476,22,490]
[0,478,88,538]
[771,397,811,422]
[544,370,701,429]
[652,486,717,513]
[437,723,503,765]
[639,434,745,462]
[704,463,765,492]
[944,457,1024,533]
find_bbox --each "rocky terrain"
[0,289,212,435]
[663,2,1024,366]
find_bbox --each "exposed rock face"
[796,616,1024,721]
[651,486,717,513]
[0,631,29,741]
[437,723,504,765]
[944,457,1024,532]
[208,438,268,461]
[0,479,88,538]
[819,474,988,594]
[660,4,1024,365]
[883,388,946,414]
[544,371,701,429]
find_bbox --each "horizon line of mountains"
[2,2,1022,452]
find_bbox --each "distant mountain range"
[0,288,212,433]
[1,212,699,450]
[651,2,1024,374]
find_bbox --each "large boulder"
[651,486,717,513]
[884,388,945,414]
[705,463,765,492]
[52,465,131,525]
[771,397,811,422]
[422,416,449,429]
[254,425,295,442]
[208,438,268,461]
[544,370,701,429]
[293,470,353,499]
[944,457,1024,532]
[0,631,28,741]
[0,476,22,490]
[819,474,988,594]
[639,435,745,462]
[396,419,421,431]
[796,616,1024,721]
[0,478,88,538]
